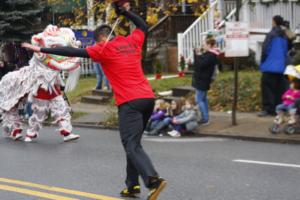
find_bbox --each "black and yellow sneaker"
[147,177,167,200]
[120,185,141,198]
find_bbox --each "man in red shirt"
[23,2,166,200]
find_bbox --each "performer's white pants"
[26,96,72,137]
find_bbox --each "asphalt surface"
[0,127,299,200]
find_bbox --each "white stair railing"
[178,0,219,63]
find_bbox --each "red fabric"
[12,129,22,137]
[86,29,155,106]
[35,85,61,100]
[26,134,37,139]
[60,129,70,136]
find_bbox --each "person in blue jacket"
[258,15,289,117]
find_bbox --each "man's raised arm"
[114,2,148,33]
[21,43,90,58]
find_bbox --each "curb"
[198,132,300,144]
[72,122,119,130]
[44,122,300,144]
[43,122,119,131]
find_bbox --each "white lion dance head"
[31,25,82,92]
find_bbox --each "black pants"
[261,72,288,114]
[118,98,158,188]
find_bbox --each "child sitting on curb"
[145,99,167,135]
[146,99,184,136]
[167,98,198,137]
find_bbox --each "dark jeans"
[118,98,158,188]
[171,124,186,132]
[261,72,288,114]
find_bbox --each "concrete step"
[81,96,110,104]
[172,86,195,97]
[92,89,113,97]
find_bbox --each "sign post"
[225,0,249,125]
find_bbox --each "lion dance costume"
[0,25,81,142]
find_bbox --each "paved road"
[0,127,299,200]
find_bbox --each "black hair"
[93,25,113,42]
[273,15,284,26]
[292,79,300,90]
[206,37,216,46]
[283,20,290,29]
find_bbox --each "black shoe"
[258,111,270,117]
[198,120,210,126]
[147,177,167,200]
[120,185,141,198]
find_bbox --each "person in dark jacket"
[258,15,289,117]
[192,38,219,124]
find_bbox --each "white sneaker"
[64,133,80,142]
[274,116,284,124]
[24,134,38,143]
[24,137,33,142]
[11,133,23,141]
[167,130,181,138]
[10,129,23,141]
[288,118,296,125]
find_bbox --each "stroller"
[269,65,300,135]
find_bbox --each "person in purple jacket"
[275,79,300,125]
[145,99,167,135]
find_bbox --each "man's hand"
[112,0,130,16]
[172,118,178,124]
[21,43,41,53]
[122,2,130,11]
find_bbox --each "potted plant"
[178,55,186,77]
[155,59,162,80]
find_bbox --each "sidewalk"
[71,103,300,143]
[198,112,300,143]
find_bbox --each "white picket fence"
[80,58,94,76]
[80,44,94,76]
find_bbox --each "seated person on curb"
[145,99,169,136]
[146,99,184,136]
[167,98,198,137]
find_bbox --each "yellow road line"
[0,184,78,200]
[0,178,123,200]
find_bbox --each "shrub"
[209,71,261,112]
